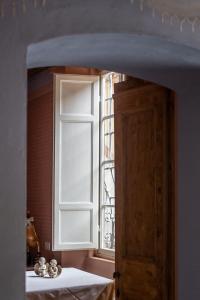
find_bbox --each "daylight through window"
[100,73,124,252]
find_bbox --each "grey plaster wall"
[1,1,200,299]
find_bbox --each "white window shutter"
[53,74,99,250]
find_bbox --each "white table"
[26,268,114,300]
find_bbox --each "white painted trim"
[53,74,100,251]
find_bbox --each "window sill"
[88,255,115,265]
[85,250,115,279]
[93,249,115,261]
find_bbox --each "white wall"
[1,1,200,299]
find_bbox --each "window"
[53,72,124,254]
[99,73,124,254]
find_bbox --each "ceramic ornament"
[34,257,62,278]
[48,259,62,278]
[34,257,49,277]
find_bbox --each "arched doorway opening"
[26,33,177,300]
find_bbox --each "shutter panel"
[53,74,99,250]
[114,78,175,300]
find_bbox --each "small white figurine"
[48,259,62,278]
[34,257,49,277]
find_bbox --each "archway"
[27,33,200,89]
[26,32,180,299]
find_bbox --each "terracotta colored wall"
[61,251,89,270]
[60,251,114,279]
[27,82,60,261]
[27,68,115,278]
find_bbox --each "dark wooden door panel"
[114,80,175,300]
[123,108,156,260]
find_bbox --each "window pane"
[102,162,115,205]
[102,206,115,250]
[103,117,114,134]
[105,74,112,99]
[103,97,114,117]
[101,162,115,249]
[103,117,114,161]
[112,73,122,92]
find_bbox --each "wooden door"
[114,78,175,300]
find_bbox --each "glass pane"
[103,97,114,117]
[103,117,114,161]
[105,74,112,99]
[104,72,122,100]
[103,117,114,134]
[102,162,115,205]
[111,73,122,93]
[102,206,115,250]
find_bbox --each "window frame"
[52,71,123,256]
[97,72,124,259]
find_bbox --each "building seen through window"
[100,73,124,251]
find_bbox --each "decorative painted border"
[0,0,46,17]
[130,0,200,32]
[0,0,200,33]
